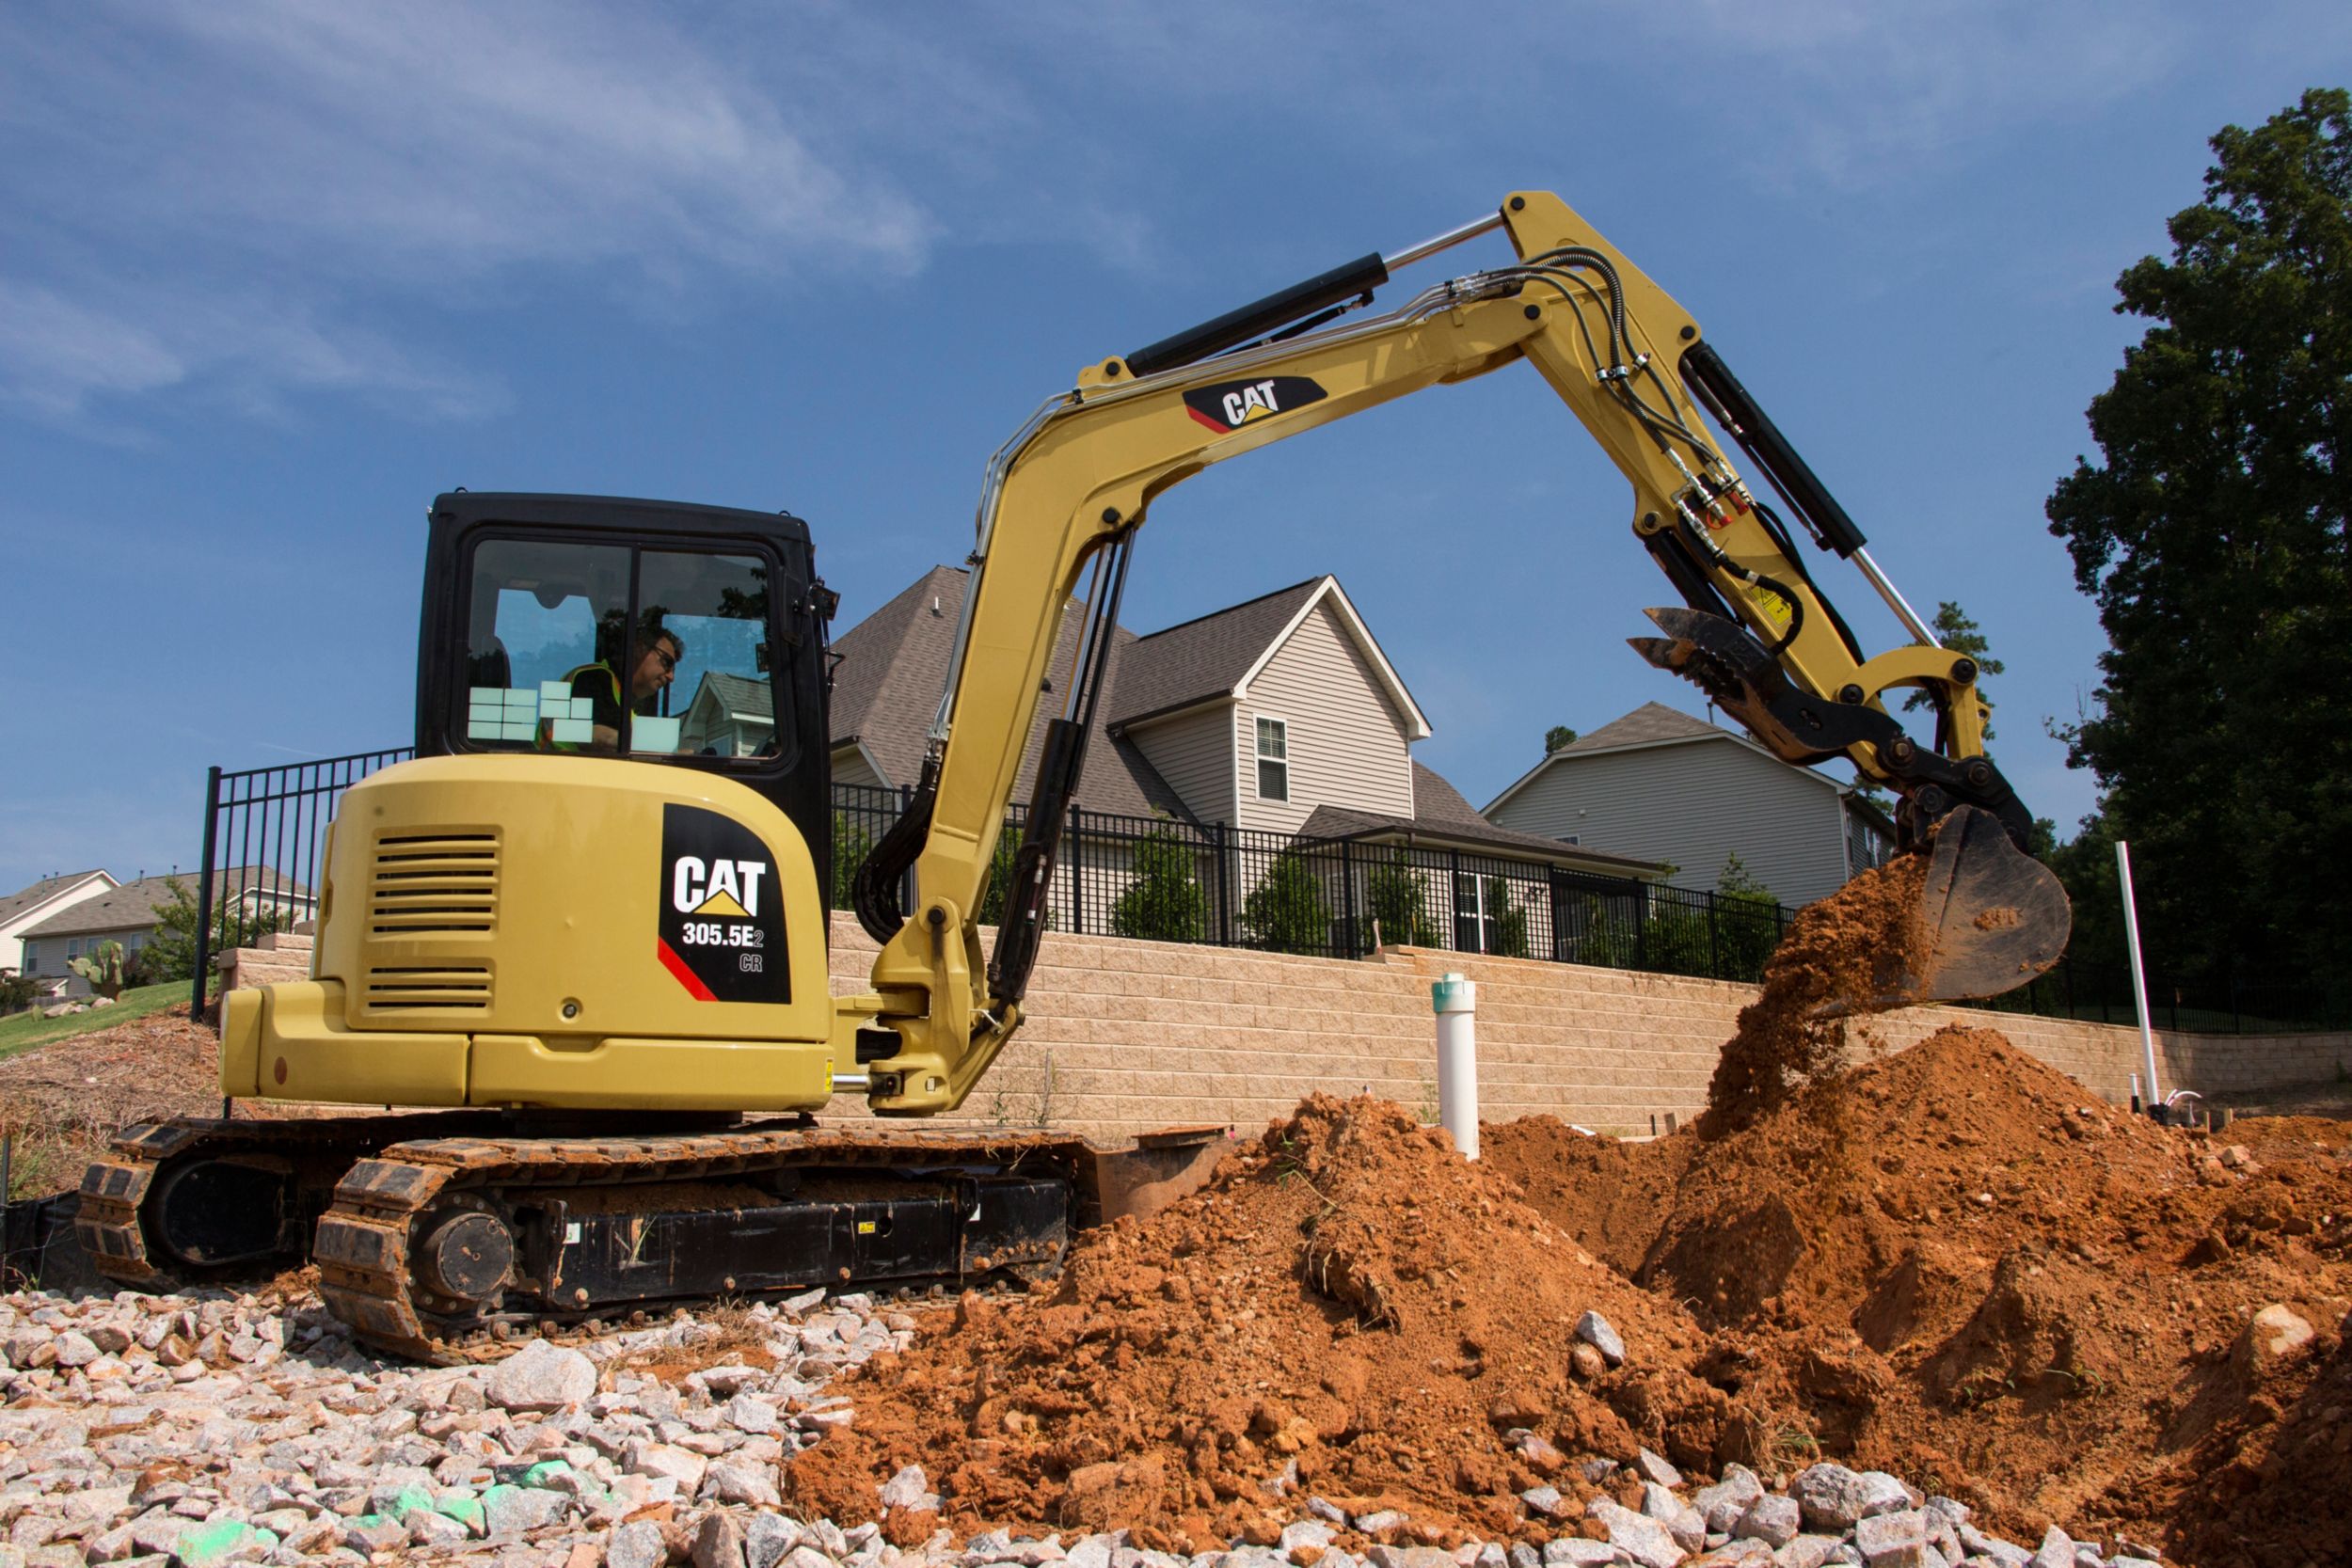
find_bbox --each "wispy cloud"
[0,0,937,421]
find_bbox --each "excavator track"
[77,1112,501,1286]
[82,1110,1227,1363]
[294,1122,1099,1360]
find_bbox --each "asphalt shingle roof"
[0,870,113,929]
[827,568,1187,821]
[1295,764,1664,877]
[689,670,774,721]
[1557,701,1721,753]
[1103,578,1324,726]
[19,868,312,940]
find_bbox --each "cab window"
[460,539,792,766]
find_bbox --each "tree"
[1364,850,1438,947]
[0,974,40,1016]
[1111,823,1208,943]
[2043,89,2352,982]
[1900,601,2004,740]
[140,876,289,987]
[1484,878,1530,959]
[1713,853,1787,980]
[1244,851,1331,955]
[1544,725,1579,753]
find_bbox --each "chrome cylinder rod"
[1852,545,1941,647]
[1384,211,1506,272]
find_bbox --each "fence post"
[1448,850,1464,952]
[1213,826,1232,946]
[191,766,223,1016]
[1068,812,1085,934]
[1707,893,1721,979]
[1340,841,1358,957]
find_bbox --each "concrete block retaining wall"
[821,912,2349,1138]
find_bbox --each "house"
[16,868,316,994]
[827,568,1668,949]
[1,869,119,976]
[1481,701,1899,909]
[680,671,777,758]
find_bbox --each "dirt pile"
[1488,1026,2352,1560]
[787,1095,1731,1549]
[1699,853,1928,1136]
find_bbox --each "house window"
[1254,717,1289,801]
[20,942,36,972]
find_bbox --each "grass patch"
[0,982,185,1059]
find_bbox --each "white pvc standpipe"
[2116,840,2162,1111]
[1434,972,1478,1160]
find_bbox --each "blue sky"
[4,2,2347,895]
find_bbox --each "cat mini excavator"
[80,192,2068,1355]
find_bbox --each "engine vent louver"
[363,965,492,1012]
[368,832,500,936]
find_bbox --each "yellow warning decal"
[1752,587,1794,631]
[856,1219,877,1235]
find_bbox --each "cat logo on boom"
[1183,375,1328,433]
[655,804,790,1005]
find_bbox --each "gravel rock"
[1573,1311,1627,1368]
[1641,1482,1706,1551]
[879,1464,937,1511]
[1633,1447,1683,1488]
[608,1520,667,1568]
[695,1509,750,1568]
[702,1461,781,1508]
[744,1514,801,1568]
[485,1339,600,1412]
[1772,1538,1844,1568]
[2026,1528,2074,1568]
[1587,1497,1686,1568]
[1694,1466,1766,1532]
[1734,1497,1802,1548]
[1852,1511,1927,1568]
[1791,1466,1909,1532]
[482,1481,573,1534]
[1538,1543,1619,1567]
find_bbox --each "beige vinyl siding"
[1125,705,1236,825]
[1234,599,1415,835]
[831,745,886,790]
[1486,738,1849,907]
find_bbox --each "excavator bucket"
[1901,805,2072,1004]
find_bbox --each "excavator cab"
[413,492,838,895]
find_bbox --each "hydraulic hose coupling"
[1432,973,1479,1162]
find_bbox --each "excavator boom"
[848,191,2069,1111]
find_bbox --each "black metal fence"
[190,749,412,1010]
[197,752,2346,1034]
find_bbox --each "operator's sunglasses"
[649,645,677,672]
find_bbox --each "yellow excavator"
[79,191,2068,1355]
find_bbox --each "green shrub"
[1111,823,1207,943]
[1245,851,1331,956]
[1486,878,1530,959]
[1364,851,1438,948]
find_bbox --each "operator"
[560,610,683,752]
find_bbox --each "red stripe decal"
[657,937,717,1001]
[1187,406,1233,433]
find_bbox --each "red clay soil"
[792,1027,2349,1565]
[1698,854,1929,1137]
[787,1095,1734,1552]
[1487,1027,2352,1565]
